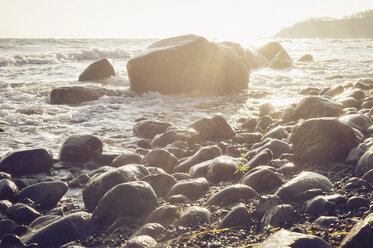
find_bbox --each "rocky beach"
[1,34,373,248]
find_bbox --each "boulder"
[0,179,18,202]
[207,184,259,206]
[219,203,250,228]
[150,127,197,148]
[241,168,283,195]
[166,177,209,200]
[145,205,179,228]
[127,34,249,94]
[142,149,179,173]
[340,114,371,134]
[261,204,295,228]
[298,54,313,62]
[176,206,211,227]
[18,181,68,208]
[189,159,212,178]
[357,146,373,174]
[340,213,373,247]
[295,96,343,120]
[132,223,165,239]
[22,212,98,248]
[255,195,282,218]
[0,148,53,177]
[275,171,333,203]
[6,203,41,224]
[78,58,116,81]
[190,115,235,141]
[290,118,359,164]
[305,195,343,218]
[313,216,339,227]
[206,156,242,184]
[142,173,177,197]
[123,235,157,248]
[59,135,103,163]
[256,42,293,69]
[111,151,143,167]
[83,164,148,211]
[133,120,173,139]
[92,181,157,226]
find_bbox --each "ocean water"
[0,38,372,158]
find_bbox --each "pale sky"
[0,0,372,40]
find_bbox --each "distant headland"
[275,9,373,38]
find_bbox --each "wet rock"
[340,114,371,134]
[59,135,103,163]
[362,100,373,109]
[176,206,211,227]
[275,171,333,203]
[261,204,295,228]
[256,42,293,69]
[255,195,282,218]
[295,96,343,120]
[22,212,98,248]
[262,126,289,140]
[189,159,212,178]
[0,219,17,239]
[361,169,373,184]
[171,173,191,181]
[207,184,259,206]
[337,97,360,108]
[174,145,222,173]
[133,120,173,140]
[190,115,235,141]
[0,179,18,202]
[0,200,12,213]
[78,58,116,81]
[206,156,242,184]
[127,34,249,94]
[356,146,373,174]
[340,213,373,248]
[142,173,177,197]
[92,181,157,226]
[234,133,262,144]
[151,127,196,148]
[324,85,344,97]
[290,118,358,164]
[69,174,90,188]
[219,204,250,228]
[145,205,179,228]
[244,149,273,169]
[28,215,61,230]
[280,106,296,123]
[111,151,143,167]
[18,181,68,208]
[0,172,11,180]
[132,223,165,240]
[137,139,152,149]
[343,177,370,190]
[241,168,283,195]
[123,235,157,248]
[0,148,53,177]
[83,164,149,211]
[313,216,339,227]
[346,196,369,209]
[305,195,343,218]
[298,54,313,62]
[166,177,209,200]
[241,117,258,132]
[142,149,179,173]
[1,234,33,248]
[246,139,291,160]
[343,88,365,101]
[7,203,41,224]
[255,115,273,132]
[257,229,331,248]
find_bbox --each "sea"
[0,38,372,158]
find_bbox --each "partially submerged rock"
[78,58,117,81]
[59,135,103,163]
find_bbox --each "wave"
[0,48,131,67]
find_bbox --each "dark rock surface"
[142,149,179,173]
[207,184,259,206]
[166,177,209,200]
[190,115,235,141]
[133,120,173,140]
[78,58,116,81]
[175,206,211,227]
[59,135,103,163]
[295,96,343,119]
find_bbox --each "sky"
[0,0,372,40]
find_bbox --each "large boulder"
[78,58,117,81]
[256,42,293,69]
[22,212,98,248]
[290,118,359,164]
[127,34,249,94]
[59,135,103,163]
[295,96,343,120]
[0,148,54,177]
[92,181,157,226]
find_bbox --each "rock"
[132,223,165,239]
[7,203,41,224]
[69,174,90,188]
[356,146,373,174]
[246,139,291,160]
[281,106,296,123]
[361,169,373,184]
[151,127,196,148]
[167,194,190,204]
[142,149,179,173]
[0,172,11,180]
[127,34,249,94]
[244,149,273,169]
[234,133,262,144]
[189,159,212,178]
[207,184,259,206]
[261,204,295,228]
[190,115,235,141]
[337,97,360,108]
[0,219,17,239]
[255,195,282,218]
[305,195,342,218]
[166,177,209,200]
[262,126,289,140]
[145,205,179,228]
[92,181,157,226]
[275,171,333,203]
[111,151,143,167]
[295,96,343,120]
[142,173,177,197]
[256,42,293,69]
[346,196,369,209]
[137,139,152,149]
[313,216,339,227]
[290,118,359,164]
[133,120,173,139]
[59,135,103,163]
[171,173,191,181]
[241,168,283,195]
[174,145,222,173]
[18,181,68,208]
[123,235,157,248]
[259,102,275,116]
[22,212,97,248]
[176,206,211,227]
[0,179,18,202]
[340,213,373,248]
[257,229,331,248]
[0,200,12,213]
[49,86,120,105]
[241,117,258,132]
[83,164,149,211]
[298,54,313,62]
[78,58,116,81]
[343,88,365,101]
[343,177,370,190]
[28,215,60,230]
[340,114,371,134]
[324,85,344,97]
[206,156,242,184]
[0,148,53,177]
[255,115,273,132]
[219,204,250,228]
[1,234,31,248]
